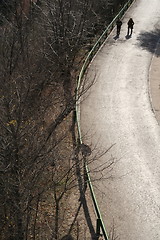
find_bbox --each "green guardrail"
[76,0,135,239]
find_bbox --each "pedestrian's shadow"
[125,34,132,39]
[113,34,119,40]
[113,34,131,40]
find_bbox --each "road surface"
[80,0,160,239]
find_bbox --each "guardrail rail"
[76,0,135,239]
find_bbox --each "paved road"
[80,0,160,239]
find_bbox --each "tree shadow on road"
[136,29,160,56]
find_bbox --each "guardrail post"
[96,218,101,238]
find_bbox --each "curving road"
[80,0,160,239]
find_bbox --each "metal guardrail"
[76,0,135,239]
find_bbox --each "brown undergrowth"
[31,82,97,240]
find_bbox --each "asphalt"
[150,41,160,125]
[80,0,160,239]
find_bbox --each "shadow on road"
[125,34,132,39]
[137,29,160,56]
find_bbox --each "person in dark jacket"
[116,19,122,36]
[127,18,134,35]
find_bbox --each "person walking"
[116,19,122,36]
[127,18,134,35]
